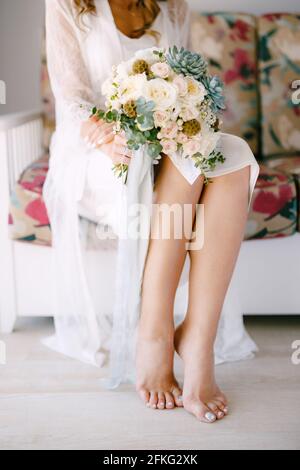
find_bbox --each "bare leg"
[175,166,250,423]
[136,156,204,409]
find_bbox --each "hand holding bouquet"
[92,46,226,182]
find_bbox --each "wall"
[0,0,45,115]
[0,0,299,115]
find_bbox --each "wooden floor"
[0,316,300,450]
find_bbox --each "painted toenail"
[217,411,224,418]
[205,412,216,422]
[167,402,173,407]
[177,395,183,402]
[224,407,228,414]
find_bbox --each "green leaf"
[136,97,156,116]
[136,114,154,131]
[147,142,163,159]
[259,29,277,62]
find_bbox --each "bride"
[44,0,259,423]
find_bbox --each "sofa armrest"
[0,109,42,132]
[0,110,44,192]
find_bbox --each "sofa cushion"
[9,155,51,245]
[266,156,300,231]
[190,12,259,155]
[258,13,300,158]
[245,164,298,239]
[9,156,117,249]
[10,157,298,245]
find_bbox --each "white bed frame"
[1,110,300,333]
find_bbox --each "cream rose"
[145,78,178,111]
[158,121,178,139]
[177,132,189,144]
[154,110,171,127]
[182,139,202,157]
[151,62,171,79]
[179,106,199,121]
[161,139,178,155]
[186,77,207,103]
[172,75,188,97]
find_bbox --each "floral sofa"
[9,12,300,245]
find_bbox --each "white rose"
[101,77,116,99]
[161,139,178,155]
[119,74,148,104]
[151,62,171,79]
[145,78,178,111]
[172,75,188,97]
[116,60,134,79]
[179,106,199,121]
[197,128,220,157]
[154,110,171,127]
[186,77,207,103]
[134,47,163,65]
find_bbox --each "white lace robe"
[44,0,259,386]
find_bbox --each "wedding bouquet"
[92,46,226,182]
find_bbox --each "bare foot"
[174,322,228,423]
[136,327,183,410]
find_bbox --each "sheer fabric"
[43,0,259,384]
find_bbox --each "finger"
[90,126,114,147]
[98,132,115,146]
[114,134,128,146]
[84,122,99,145]
[112,154,131,165]
[114,144,132,157]
[90,115,100,123]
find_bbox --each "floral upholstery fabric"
[9,156,51,245]
[190,12,259,155]
[266,156,300,231]
[258,14,300,157]
[10,156,298,245]
[246,164,297,239]
[9,156,117,249]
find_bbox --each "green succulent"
[166,46,208,81]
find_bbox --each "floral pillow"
[190,12,259,155]
[258,14,300,157]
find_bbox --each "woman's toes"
[216,393,228,408]
[172,388,183,407]
[184,398,217,424]
[216,410,225,420]
[138,387,150,405]
[203,410,217,423]
[207,399,226,419]
[157,392,166,410]
[165,392,175,409]
[149,391,158,409]
[207,402,219,415]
